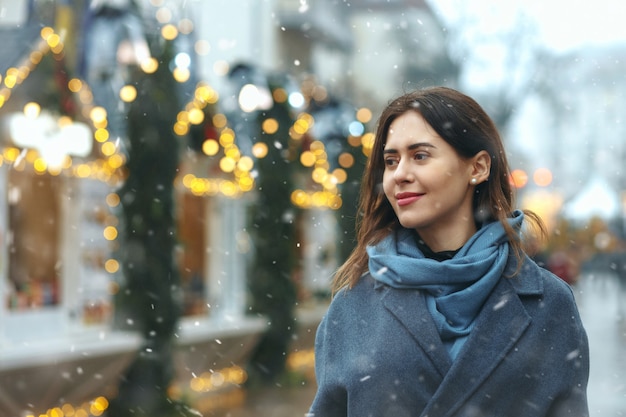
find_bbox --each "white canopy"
[562,175,622,221]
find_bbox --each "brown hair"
[333,86,545,292]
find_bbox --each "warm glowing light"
[141,57,159,73]
[332,168,347,184]
[219,130,235,147]
[237,156,254,171]
[188,108,204,125]
[119,85,137,102]
[356,107,372,123]
[202,139,219,156]
[212,113,227,128]
[338,152,354,168]
[220,157,236,172]
[103,226,118,240]
[252,142,268,158]
[161,24,178,40]
[76,164,91,178]
[101,141,116,156]
[293,118,310,135]
[104,259,120,273]
[94,128,109,142]
[106,193,120,207]
[312,167,328,183]
[173,67,190,82]
[23,102,40,118]
[68,78,82,92]
[533,167,553,187]
[510,169,529,188]
[33,158,47,173]
[90,106,107,123]
[300,151,316,167]
[361,133,375,149]
[272,88,288,103]
[40,26,54,40]
[262,118,279,134]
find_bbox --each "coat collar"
[380,256,544,417]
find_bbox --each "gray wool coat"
[308,256,589,417]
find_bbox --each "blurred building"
[0,0,455,415]
[510,45,626,233]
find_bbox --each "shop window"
[6,170,60,310]
[177,192,208,317]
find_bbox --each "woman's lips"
[395,192,422,206]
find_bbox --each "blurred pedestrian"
[308,87,589,417]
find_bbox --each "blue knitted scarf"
[367,210,524,359]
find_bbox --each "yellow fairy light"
[101,141,116,156]
[338,152,354,168]
[202,139,219,156]
[262,118,279,134]
[173,67,190,82]
[300,151,316,167]
[312,167,328,183]
[108,154,124,169]
[311,191,328,207]
[237,155,254,172]
[103,226,118,240]
[252,142,268,158]
[3,147,19,162]
[46,33,61,48]
[219,180,238,197]
[94,128,109,142]
[356,107,372,123]
[239,176,254,191]
[225,146,240,160]
[40,26,54,40]
[361,132,375,149]
[187,107,204,125]
[33,158,47,173]
[68,78,82,92]
[212,113,227,128]
[23,102,40,118]
[272,88,288,103]
[90,106,107,123]
[219,130,235,147]
[219,157,236,173]
[104,259,119,273]
[173,121,188,136]
[76,164,91,178]
[161,24,178,40]
[332,168,347,184]
[119,85,137,102]
[106,193,120,207]
[140,57,159,74]
[293,118,310,135]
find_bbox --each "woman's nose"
[393,159,413,182]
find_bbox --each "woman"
[307,87,589,417]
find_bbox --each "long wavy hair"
[332,86,545,293]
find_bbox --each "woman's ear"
[471,150,491,183]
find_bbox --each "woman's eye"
[414,153,428,161]
[384,158,398,167]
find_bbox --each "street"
[576,271,626,416]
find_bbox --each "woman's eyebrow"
[383,142,435,154]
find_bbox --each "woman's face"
[382,110,479,248]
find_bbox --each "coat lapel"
[380,283,453,378]
[420,276,534,417]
